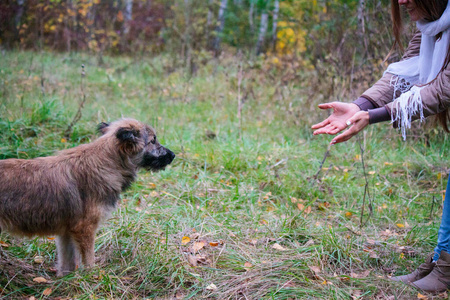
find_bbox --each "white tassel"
[391,85,425,140]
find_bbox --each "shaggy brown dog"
[0,118,175,276]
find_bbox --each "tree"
[213,0,228,54]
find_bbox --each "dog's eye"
[151,137,156,144]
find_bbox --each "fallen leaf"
[249,239,258,246]
[33,277,47,283]
[34,256,45,264]
[150,191,159,198]
[304,206,312,214]
[272,243,287,251]
[417,293,429,299]
[181,236,191,245]
[297,203,304,210]
[148,182,156,189]
[47,237,55,240]
[209,242,219,247]
[396,223,405,228]
[368,171,376,175]
[309,266,321,274]
[192,241,205,252]
[345,211,353,218]
[0,240,9,247]
[350,270,370,279]
[42,288,52,296]
[259,219,268,225]
[318,202,330,210]
[206,283,217,291]
[244,262,253,269]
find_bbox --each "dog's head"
[98,119,175,171]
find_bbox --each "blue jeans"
[434,173,450,261]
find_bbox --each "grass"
[0,50,449,299]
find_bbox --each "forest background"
[1,0,450,299]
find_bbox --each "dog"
[0,118,175,276]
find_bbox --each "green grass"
[0,50,449,299]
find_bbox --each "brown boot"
[391,254,435,284]
[412,250,450,293]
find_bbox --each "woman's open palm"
[311,102,361,135]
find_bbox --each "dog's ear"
[116,127,142,154]
[116,127,140,143]
[97,122,110,135]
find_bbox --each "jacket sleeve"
[360,31,422,108]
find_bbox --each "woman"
[312,0,450,293]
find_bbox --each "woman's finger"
[311,118,330,129]
[317,103,335,110]
[313,124,335,135]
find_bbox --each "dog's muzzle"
[140,147,175,171]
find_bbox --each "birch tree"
[358,0,368,54]
[255,6,269,55]
[213,0,228,54]
[124,0,133,35]
[271,0,279,51]
[248,0,254,33]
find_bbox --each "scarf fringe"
[391,85,425,140]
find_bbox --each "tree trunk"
[213,0,228,55]
[256,10,268,55]
[248,0,254,33]
[272,0,279,51]
[124,0,133,35]
[207,0,214,49]
[14,0,25,43]
[358,0,368,54]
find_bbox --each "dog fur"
[0,118,175,276]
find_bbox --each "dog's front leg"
[71,222,98,268]
[56,234,81,277]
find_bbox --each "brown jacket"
[354,31,450,124]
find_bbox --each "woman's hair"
[390,0,450,132]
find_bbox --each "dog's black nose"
[168,150,175,163]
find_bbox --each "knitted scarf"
[385,1,450,140]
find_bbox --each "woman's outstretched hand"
[330,110,369,144]
[311,102,361,135]
[311,102,369,144]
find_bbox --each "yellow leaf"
[438,173,442,180]
[33,277,47,283]
[345,211,352,218]
[417,293,429,299]
[384,162,393,166]
[209,242,219,247]
[47,237,55,240]
[42,288,52,296]
[396,223,405,228]
[148,182,156,189]
[181,236,190,245]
